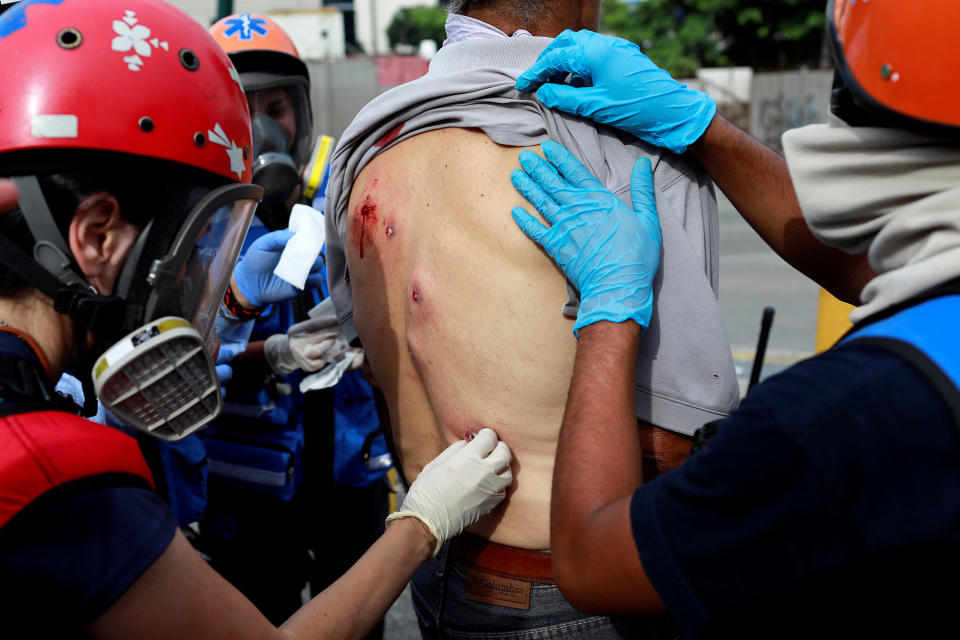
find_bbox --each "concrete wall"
[305,56,432,139]
[750,69,833,152]
[268,8,345,59]
[165,0,323,28]
[306,58,381,139]
[685,68,833,151]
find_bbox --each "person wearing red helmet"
[0,0,513,637]
[507,1,960,638]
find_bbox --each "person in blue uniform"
[0,1,513,637]
[200,14,394,629]
[508,2,960,638]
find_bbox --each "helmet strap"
[0,229,127,335]
[12,175,91,290]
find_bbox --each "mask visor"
[246,81,312,169]
[93,317,220,441]
[145,183,262,357]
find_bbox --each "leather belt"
[449,532,553,584]
[638,419,694,483]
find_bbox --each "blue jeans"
[411,540,679,639]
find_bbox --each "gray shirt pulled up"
[325,36,738,435]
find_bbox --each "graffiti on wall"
[750,70,833,152]
[757,93,824,150]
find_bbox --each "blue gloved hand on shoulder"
[231,229,325,309]
[511,141,661,336]
[515,29,716,154]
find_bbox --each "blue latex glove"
[232,229,325,308]
[515,30,716,155]
[511,141,661,335]
[214,343,235,391]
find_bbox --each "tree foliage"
[600,0,827,78]
[387,5,447,50]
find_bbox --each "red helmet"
[828,0,960,135]
[0,0,253,182]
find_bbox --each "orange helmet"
[210,13,313,225]
[828,0,960,135]
[209,13,308,85]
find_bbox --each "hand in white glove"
[264,316,344,374]
[386,428,513,556]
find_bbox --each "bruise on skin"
[374,123,404,148]
[405,272,438,380]
[350,179,380,259]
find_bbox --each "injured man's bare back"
[348,129,577,548]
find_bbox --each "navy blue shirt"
[632,345,960,639]
[0,480,176,635]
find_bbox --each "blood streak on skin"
[351,195,378,259]
[374,123,404,148]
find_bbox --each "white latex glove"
[264,316,343,374]
[385,428,513,556]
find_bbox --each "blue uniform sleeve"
[215,219,272,354]
[0,483,177,629]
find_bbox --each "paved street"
[716,192,819,390]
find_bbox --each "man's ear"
[67,193,140,295]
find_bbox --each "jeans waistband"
[449,532,553,584]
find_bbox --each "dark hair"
[444,0,554,30]
[0,151,228,297]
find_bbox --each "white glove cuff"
[385,510,442,557]
[264,333,296,374]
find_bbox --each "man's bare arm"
[689,116,873,304]
[88,520,434,640]
[87,433,513,639]
[550,321,663,613]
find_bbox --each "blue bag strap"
[839,294,960,430]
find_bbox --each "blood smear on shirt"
[374,123,404,148]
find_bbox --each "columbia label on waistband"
[464,568,531,610]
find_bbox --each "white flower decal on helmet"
[111,10,168,71]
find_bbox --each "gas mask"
[251,114,299,212]
[0,175,261,441]
[243,79,312,230]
